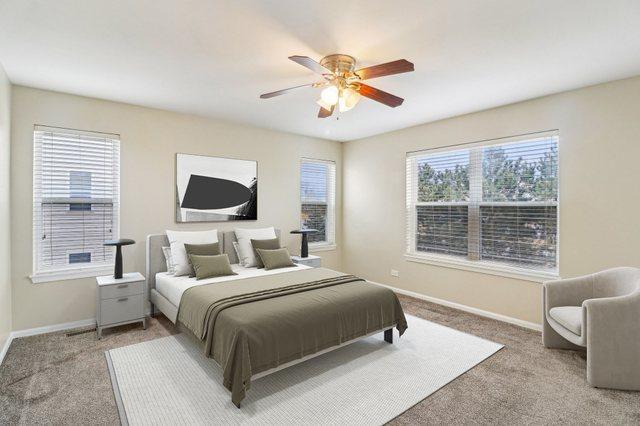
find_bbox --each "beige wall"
[342,76,640,325]
[10,86,342,330]
[9,76,640,330]
[0,64,11,348]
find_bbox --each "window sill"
[404,253,559,283]
[30,265,114,284]
[309,243,337,253]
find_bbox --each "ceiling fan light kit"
[260,54,414,118]
[339,87,361,112]
[320,85,339,105]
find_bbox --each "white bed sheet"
[155,263,311,307]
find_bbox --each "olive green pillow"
[185,242,221,277]
[188,254,236,280]
[255,248,296,270]
[250,237,281,268]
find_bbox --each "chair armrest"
[583,293,640,385]
[584,292,640,324]
[544,274,594,312]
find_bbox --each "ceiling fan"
[260,54,414,118]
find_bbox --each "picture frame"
[175,153,257,222]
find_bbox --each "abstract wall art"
[176,153,257,222]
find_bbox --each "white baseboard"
[0,318,96,366]
[1,286,540,366]
[11,317,97,339]
[0,334,13,366]
[1,308,155,366]
[371,281,542,331]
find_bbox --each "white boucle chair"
[543,267,640,390]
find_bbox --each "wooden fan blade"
[355,59,414,81]
[318,105,334,118]
[260,83,316,99]
[289,55,333,75]
[358,84,404,107]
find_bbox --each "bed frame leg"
[150,302,155,318]
[384,328,393,344]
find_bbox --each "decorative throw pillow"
[232,242,241,264]
[166,229,218,276]
[184,242,221,277]
[188,254,237,280]
[161,246,175,275]
[250,238,281,268]
[234,227,277,267]
[255,247,296,270]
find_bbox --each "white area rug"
[106,315,503,425]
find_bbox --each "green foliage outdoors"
[415,144,558,268]
[417,145,557,202]
[482,146,557,202]
[418,163,469,202]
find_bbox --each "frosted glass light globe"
[338,87,361,112]
[343,87,361,108]
[320,85,339,106]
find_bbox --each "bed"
[146,230,408,407]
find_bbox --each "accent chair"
[543,267,640,390]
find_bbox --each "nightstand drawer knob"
[117,284,129,289]
[117,297,129,302]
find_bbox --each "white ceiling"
[1,1,639,141]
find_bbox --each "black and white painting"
[176,153,257,222]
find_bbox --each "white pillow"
[234,227,277,267]
[166,229,218,276]
[161,246,175,275]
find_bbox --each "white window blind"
[33,126,120,280]
[406,132,558,276]
[300,158,336,245]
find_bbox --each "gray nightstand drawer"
[100,280,144,300]
[100,294,144,325]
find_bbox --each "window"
[32,125,120,283]
[300,158,336,247]
[406,132,558,279]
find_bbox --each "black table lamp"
[290,229,317,258]
[104,239,135,279]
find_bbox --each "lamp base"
[290,230,317,259]
[301,234,309,258]
[114,246,123,279]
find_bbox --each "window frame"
[299,158,337,251]
[405,131,560,283]
[30,125,120,284]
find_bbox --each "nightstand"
[96,272,146,339]
[291,254,322,268]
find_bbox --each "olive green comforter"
[177,267,408,406]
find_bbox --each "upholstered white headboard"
[145,230,224,297]
[146,233,169,298]
[145,229,281,298]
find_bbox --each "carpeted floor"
[1,294,639,425]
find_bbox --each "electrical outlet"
[390,269,399,277]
